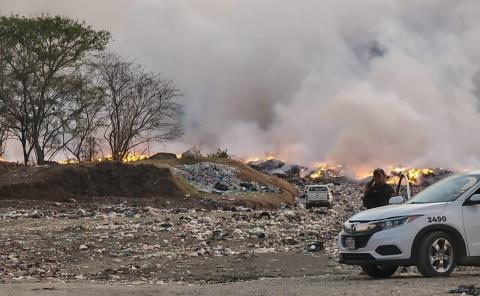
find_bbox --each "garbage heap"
[248,159,309,186]
[175,162,279,195]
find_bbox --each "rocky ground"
[4,273,480,296]
[2,181,478,295]
[0,184,363,284]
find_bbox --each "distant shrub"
[207,148,231,159]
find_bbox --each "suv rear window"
[309,186,328,192]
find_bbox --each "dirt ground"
[0,200,337,283]
[2,200,480,296]
[1,199,480,295]
[2,273,480,296]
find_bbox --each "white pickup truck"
[304,185,333,209]
[338,171,480,278]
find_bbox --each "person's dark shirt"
[363,182,395,209]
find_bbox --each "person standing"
[362,168,395,209]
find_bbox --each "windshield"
[408,174,480,204]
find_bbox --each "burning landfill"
[247,156,453,189]
[0,148,458,286]
[2,3,480,294]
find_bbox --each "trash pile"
[248,159,354,186]
[249,159,286,172]
[181,147,202,159]
[248,159,310,186]
[175,162,279,195]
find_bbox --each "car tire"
[305,203,312,209]
[416,231,456,277]
[327,203,333,209]
[361,264,398,278]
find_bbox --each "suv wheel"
[305,203,312,209]
[361,265,398,278]
[416,231,456,277]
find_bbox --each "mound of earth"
[0,157,298,209]
[139,157,298,209]
[148,152,177,160]
[0,161,23,174]
[0,162,185,201]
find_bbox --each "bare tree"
[94,54,182,161]
[0,115,7,158]
[63,69,105,163]
[64,106,104,163]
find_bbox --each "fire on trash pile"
[247,157,453,188]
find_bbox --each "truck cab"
[338,172,480,278]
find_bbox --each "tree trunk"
[112,149,122,161]
[34,140,45,165]
[21,138,29,166]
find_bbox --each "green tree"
[0,15,110,164]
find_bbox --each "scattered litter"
[0,181,369,282]
[306,242,324,252]
[449,285,480,295]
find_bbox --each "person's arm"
[362,179,373,208]
[364,179,374,193]
[387,184,395,197]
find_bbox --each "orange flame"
[386,166,434,184]
[60,153,150,164]
[99,153,150,163]
[59,158,79,164]
[309,163,435,184]
[242,155,277,163]
[309,162,342,179]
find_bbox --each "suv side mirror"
[389,196,405,205]
[465,194,480,206]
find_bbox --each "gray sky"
[2,0,480,170]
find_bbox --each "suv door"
[462,187,480,256]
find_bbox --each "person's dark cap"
[373,168,386,178]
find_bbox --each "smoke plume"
[2,0,480,169]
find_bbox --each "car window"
[472,187,480,195]
[309,187,328,192]
[408,174,480,204]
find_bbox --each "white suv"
[338,172,480,278]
